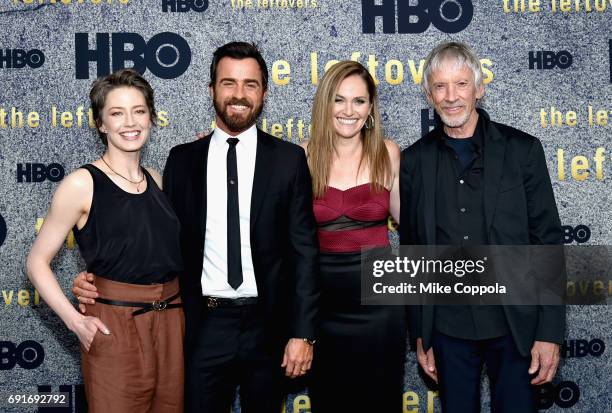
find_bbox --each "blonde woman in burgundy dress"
[301,61,406,412]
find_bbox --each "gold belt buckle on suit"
[207,297,219,309]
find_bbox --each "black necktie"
[226,137,243,290]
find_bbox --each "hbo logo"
[0,49,45,69]
[17,163,65,183]
[528,50,573,70]
[0,341,45,370]
[162,0,209,12]
[75,32,192,79]
[562,225,590,244]
[537,381,580,409]
[362,0,473,34]
[562,339,605,358]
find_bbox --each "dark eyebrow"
[219,77,261,86]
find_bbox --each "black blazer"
[163,129,320,354]
[399,109,565,356]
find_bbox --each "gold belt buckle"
[152,300,167,311]
[207,297,219,309]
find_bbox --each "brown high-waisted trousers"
[81,276,184,413]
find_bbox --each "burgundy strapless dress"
[309,184,406,412]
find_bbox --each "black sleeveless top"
[73,164,183,284]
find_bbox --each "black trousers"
[431,331,537,413]
[185,304,284,413]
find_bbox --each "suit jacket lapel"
[250,129,275,233]
[421,133,439,244]
[483,119,506,239]
[195,135,212,243]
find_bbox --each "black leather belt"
[97,292,182,316]
[203,296,259,309]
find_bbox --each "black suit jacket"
[399,109,565,356]
[163,129,320,354]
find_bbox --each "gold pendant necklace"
[101,156,145,192]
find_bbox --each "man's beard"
[438,106,471,129]
[214,97,264,134]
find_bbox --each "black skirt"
[309,251,407,412]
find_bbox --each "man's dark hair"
[89,68,156,146]
[209,42,268,90]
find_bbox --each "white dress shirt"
[201,125,258,298]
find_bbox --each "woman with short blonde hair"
[27,69,185,412]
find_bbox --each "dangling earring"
[364,114,374,130]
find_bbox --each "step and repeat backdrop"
[0,1,610,412]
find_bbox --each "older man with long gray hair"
[399,41,565,412]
